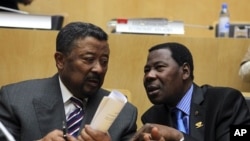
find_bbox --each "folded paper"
[90,90,127,132]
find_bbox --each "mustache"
[85,73,101,81]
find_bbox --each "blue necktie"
[67,97,84,137]
[175,109,187,133]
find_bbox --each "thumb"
[151,127,162,140]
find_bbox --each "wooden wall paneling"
[1,28,250,127]
[18,0,250,38]
[0,29,57,85]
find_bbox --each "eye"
[83,57,95,64]
[144,67,150,73]
[100,58,109,66]
[155,65,165,71]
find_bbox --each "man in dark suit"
[130,42,250,141]
[0,22,137,141]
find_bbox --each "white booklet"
[0,121,15,141]
[90,90,127,132]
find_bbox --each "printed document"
[90,90,127,132]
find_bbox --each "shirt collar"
[176,84,193,116]
[59,76,73,103]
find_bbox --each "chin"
[149,98,163,105]
[82,88,98,97]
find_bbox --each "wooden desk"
[1,28,250,127]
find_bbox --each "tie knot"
[70,97,83,108]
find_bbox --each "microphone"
[185,24,214,30]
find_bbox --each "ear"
[54,52,65,70]
[182,62,191,80]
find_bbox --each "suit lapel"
[33,98,65,136]
[32,75,66,137]
[189,84,206,141]
[156,106,174,126]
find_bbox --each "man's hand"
[130,123,184,141]
[37,129,78,141]
[77,125,111,141]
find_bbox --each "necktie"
[67,97,84,137]
[174,109,187,134]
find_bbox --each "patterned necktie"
[174,109,187,134]
[67,97,84,137]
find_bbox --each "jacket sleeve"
[0,86,20,140]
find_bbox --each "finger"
[131,124,152,140]
[79,127,94,141]
[66,134,78,141]
[84,125,109,140]
[150,127,162,140]
[77,135,84,141]
[143,133,153,141]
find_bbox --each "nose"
[144,70,157,81]
[91,61,105,73]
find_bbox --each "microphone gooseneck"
[185,24,214,30]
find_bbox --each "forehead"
[73,36,109,54]
[147,48,172,62]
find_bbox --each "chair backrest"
[105,88,132,102]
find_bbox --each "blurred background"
[17,0,250,37]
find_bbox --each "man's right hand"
[130,123,184,141]
[37,129,78,141]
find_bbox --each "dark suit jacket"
[0,0,19,10]
[0,74,137,141]
[141,84,250,141]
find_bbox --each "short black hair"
[149,42,194,80]
[56,22,108,54]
